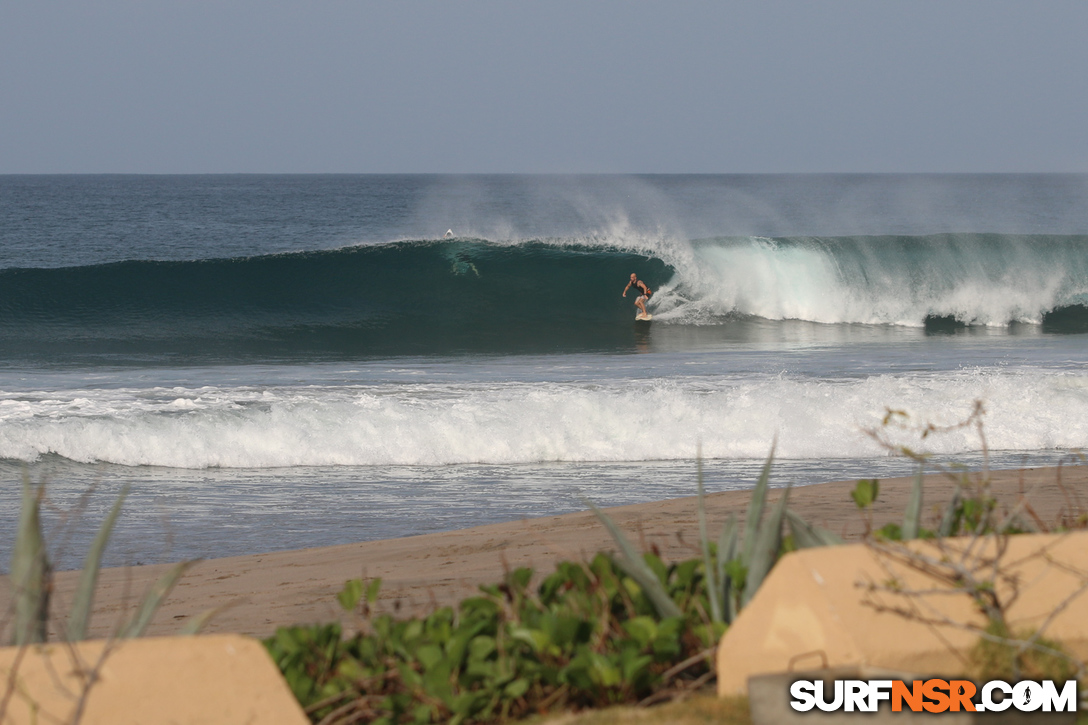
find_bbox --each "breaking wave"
[1,233,1087,363]
[2,368,1088,468]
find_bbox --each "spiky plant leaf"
[121,560,198,638]
[11,473,50,646]
[716,513,739,623]
[583,500,682,619]
[741,441,776,564]
[742,485,790,607]
[695,454,722,622]
[785,508,842,548]
[66,483,130,641]
[901,467,924,541]
[716,513,739,578]
[938,487,962,537]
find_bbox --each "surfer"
[622,273,652,318]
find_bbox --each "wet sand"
[7,465,1088,639]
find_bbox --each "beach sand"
[7,464,1088,640]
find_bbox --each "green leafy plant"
[850,478,879,510]
[267,553,725,724]
[266,448,844,724]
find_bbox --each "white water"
[3,367,1087,469]
[641,235,1088,326]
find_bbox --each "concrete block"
[718,531,1088,696]
[0,634,307,724]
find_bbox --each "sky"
[1,1,1086,174]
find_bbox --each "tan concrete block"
[0,634,307,725]
[717,531,1088,696]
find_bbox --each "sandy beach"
[7,464,1088,641]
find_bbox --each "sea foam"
[2,369,1086,469]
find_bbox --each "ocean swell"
[1,234,1087,363]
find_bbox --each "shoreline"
[7,464,1088,640]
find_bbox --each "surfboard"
[635,313,653,321]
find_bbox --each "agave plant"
[589,445,842,627]
[8,473,194,645]
[715,444,842,622]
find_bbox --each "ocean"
[3,174,1088,570]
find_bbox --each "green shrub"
[266,552,727,725]
[265,449,840,724]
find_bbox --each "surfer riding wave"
[622,273,653,319]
